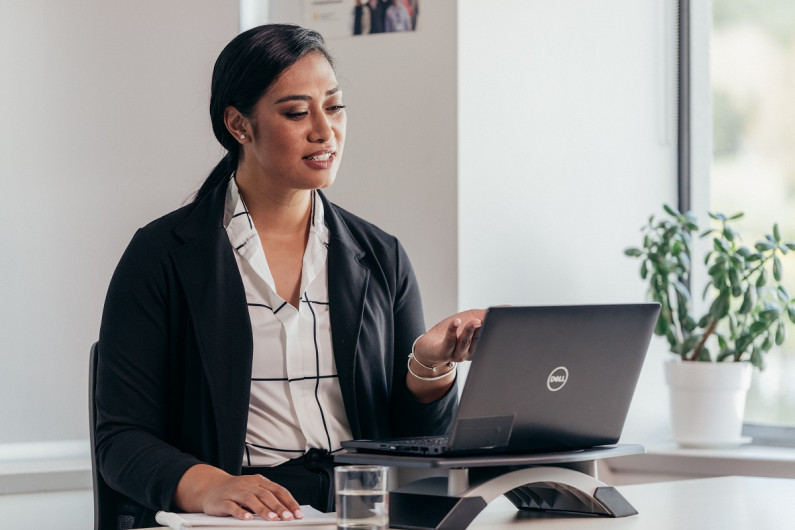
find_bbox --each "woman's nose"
[309,113,333,143]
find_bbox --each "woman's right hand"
[174,464,303,521]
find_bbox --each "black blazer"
[96,181,457,526]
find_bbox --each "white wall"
[0,0,238,445]
[458,0,677,307]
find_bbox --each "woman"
[96,23,483,528]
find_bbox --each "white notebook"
[155,505,335,529]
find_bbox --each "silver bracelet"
[410,336,455,372]
[407,355,457,381]
[408,352,455,372]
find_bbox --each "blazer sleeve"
[388,239,459,436]
[96,228,202,512]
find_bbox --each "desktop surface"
[2,476,792,529]
[469,475,793,529]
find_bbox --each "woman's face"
[237,52,346,194]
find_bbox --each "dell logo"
[547,367,569,391]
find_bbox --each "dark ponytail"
[195,153,237,203]
[194,24,334,203]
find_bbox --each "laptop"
[342,303,659,456]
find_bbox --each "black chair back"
[90,343,152,529]
[89,342,122,530]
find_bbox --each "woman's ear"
[224,106,250,143]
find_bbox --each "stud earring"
[239,134,246,140]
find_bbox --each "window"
[710,0,795,429]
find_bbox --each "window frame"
[686,0,795,447]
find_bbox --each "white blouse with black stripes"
[223,177,352,467]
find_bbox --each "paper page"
[155,505,335,528]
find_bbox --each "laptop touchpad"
[452,415,514,449]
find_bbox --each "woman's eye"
[285,111,308,120]
[326,105,346,113]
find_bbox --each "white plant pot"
[664,360,753,448]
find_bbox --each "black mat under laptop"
[342,303,659,456]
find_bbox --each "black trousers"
[242,449,337,512]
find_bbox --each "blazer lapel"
[321,192,370,438]
[171,184,252,472]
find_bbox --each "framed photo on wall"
[302,0,419,37]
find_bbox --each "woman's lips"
[302,150,336,169]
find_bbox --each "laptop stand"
[335,444,642,530]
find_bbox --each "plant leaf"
[776,322,786,345]
[708,262,726,276]
[773,256,782,281]
[761,334,773,352]
[759,307,781,321]
[739,289,754,314]
[709,212,727,222]
[673,280,691,303]
[736,333,752,354]
[777,285,789,303]
[709,292,731,320]
[750,320,769,334]
[728,268,742,297]
[757,269,768,288]
[750,348,764,370]
[655,314,669,337]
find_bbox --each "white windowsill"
[3,438,795,494]
[604,441,795,485]
[0,440,91,495]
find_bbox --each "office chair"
[89,342,140,530]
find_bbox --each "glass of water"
[334,465,388,530]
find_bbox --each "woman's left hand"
[413,308,486,365]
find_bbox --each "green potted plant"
[625,204,795,447]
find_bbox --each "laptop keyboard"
[400,436,449,447]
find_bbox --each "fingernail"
[295,509,304,519]
[267,512,278,520]
[282,511,293,520]
[244,513,252,520]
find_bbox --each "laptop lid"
[444,303,659,454]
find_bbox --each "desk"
[469,476,793,529]
[1,476,792,529]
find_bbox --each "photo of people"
[353,0,419,35]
